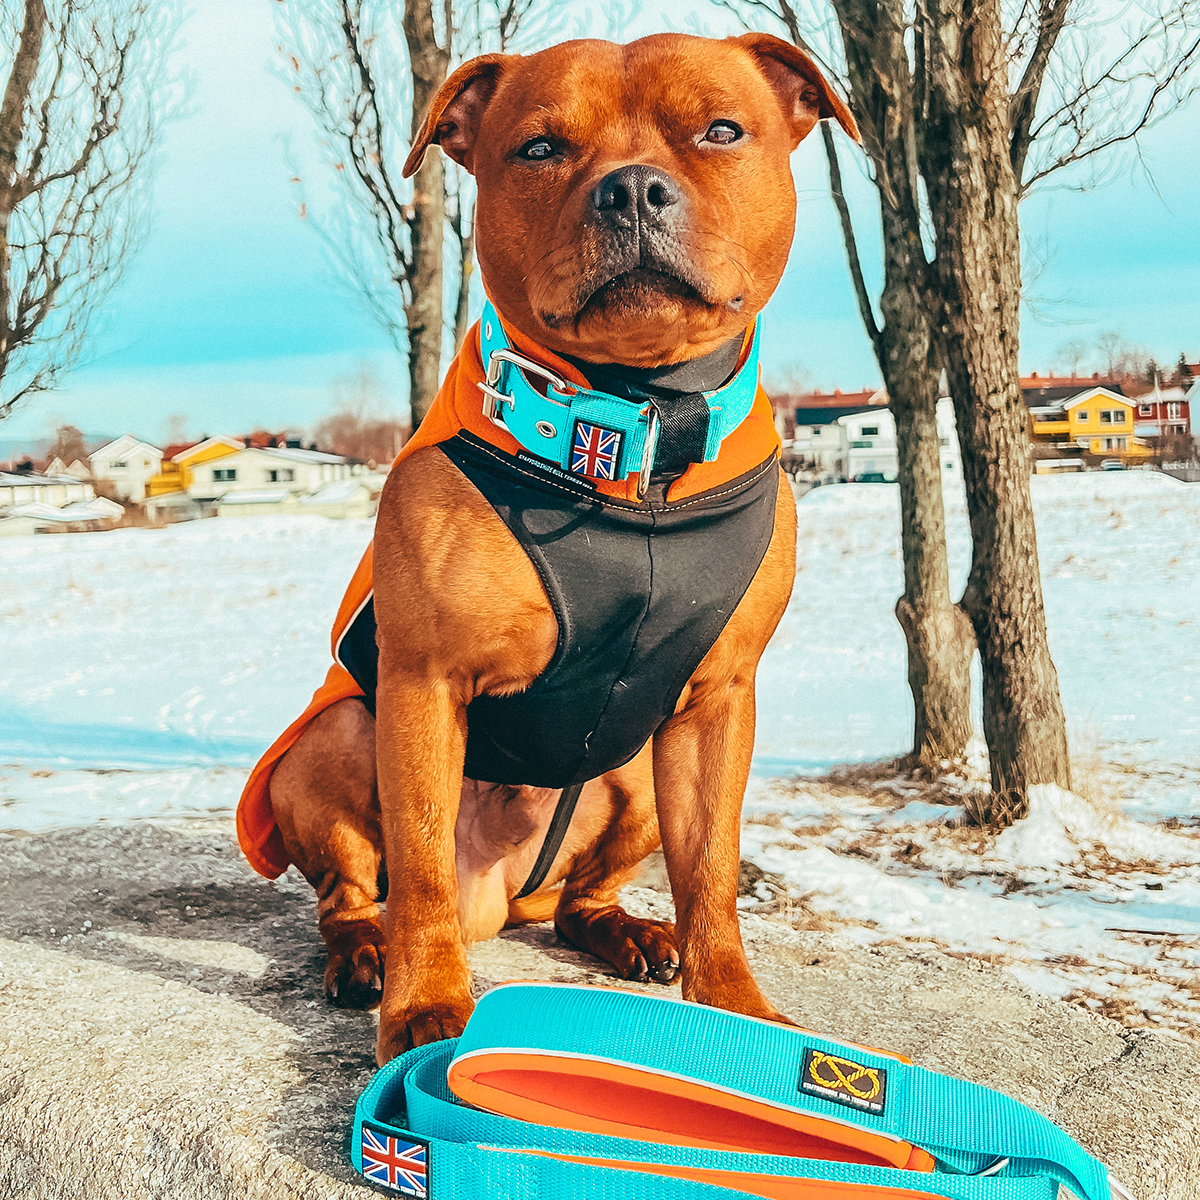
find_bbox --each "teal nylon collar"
[351,983,1123,1200]
[477,301,762,495]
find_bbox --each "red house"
[1130,387,1191,439]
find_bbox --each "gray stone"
[0,820,1194,1199]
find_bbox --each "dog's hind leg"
[542,746,681,985]
[269,697,387,1008]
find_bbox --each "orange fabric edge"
[491,1148,948,1200]
[447,1052,929,1172]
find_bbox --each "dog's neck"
[560,334,746,402]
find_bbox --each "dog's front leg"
[374,659,473,1065]
[652,668,788,1024]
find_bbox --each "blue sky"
[2,0,1198,445]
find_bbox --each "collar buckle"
[479,348,569,428]
[637,403,661,500]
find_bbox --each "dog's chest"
[338,433,778,788]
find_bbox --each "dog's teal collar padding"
[477,301,762,492]
[351,983,1123,1200]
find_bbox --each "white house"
[0,470,96,509]
[89,435,163,502]
[791,400,960,482]
[185,446,365,511]
[0,495,122,536]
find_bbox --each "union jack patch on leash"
[361,1125,429,1196]
[571,420,622,480]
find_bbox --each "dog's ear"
[732,33,860,147]
[403,54,510,178]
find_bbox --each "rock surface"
[0,819,1196,1199]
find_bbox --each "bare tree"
[44,419,85,465]
[276,0,550,427]
[722,0,1199,817]
[312,365,410,467]
[0,0,177,421]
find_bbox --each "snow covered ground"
[1,471,1197,1038]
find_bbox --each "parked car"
[1099,459,1125,471]
[850,472,888,483]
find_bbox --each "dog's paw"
[322,918,387,1009]
[376,997,474,1065]
[558,908,680,985]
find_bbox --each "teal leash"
[351,984,1123,1200]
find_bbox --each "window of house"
[860,426,879,436]
[267,468,296,483]
[1117,437,1127,449]
[1076,411,1088,422]
[811,427,821,436]
[1111,410,1126,424]
[1139,404,1153,416]
[1099,410,1111,424]
[1168,402,1182,420]
[213,468,237,482]
[113,460,127,469]
[1171,424,1186,433]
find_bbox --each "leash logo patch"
[361,1124,429,1196]
[571,420,622,480]
[800,1047,887,1116]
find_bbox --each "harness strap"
[515,781,586,899]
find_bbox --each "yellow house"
[145,436,244,499]
[1027,387,1153,462]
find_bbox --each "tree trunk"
[404,150,445,428]
[454,211,475,352]
[879,285,975,767]
[403,0,450,429]
[921,0,1071,817]
[825,0,975,766]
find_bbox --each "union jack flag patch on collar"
[361,1125,429,1197]
[571,420,622,480]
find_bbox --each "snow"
[1,473,1198,1039]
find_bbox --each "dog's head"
[404,32,858,367]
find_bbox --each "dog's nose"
[592,166,681,223]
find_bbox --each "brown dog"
[249,31,858,1065]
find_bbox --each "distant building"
[0,470,96,510]
[790,399,960,482]
[1128,386,1192,440]
[89,435,163,502]
[144,436,244,519]
[185,445,366,515]
[1022,384,1154,463]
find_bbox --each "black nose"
[592,165,681,221]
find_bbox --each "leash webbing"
[355,1040,1057,1200]
[352,984,1117,1200]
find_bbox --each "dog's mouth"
[546,260,718,332]
[580,267,704,311]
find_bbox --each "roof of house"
[217,488,294,505]
[299,479,371,505]
[794,404,885,426]
[1021,383,1127,407]
[221,445,352,466]
[788,387,887,409]
[172,436,243,463]
[0,470,91,487]
[90,434,162,462]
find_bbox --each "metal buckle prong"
[478,348,571,428]
[637,403,661,501]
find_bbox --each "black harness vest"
[337,432,778,789]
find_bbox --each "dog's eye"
[703,121,743,146]
[519,138,557,161]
